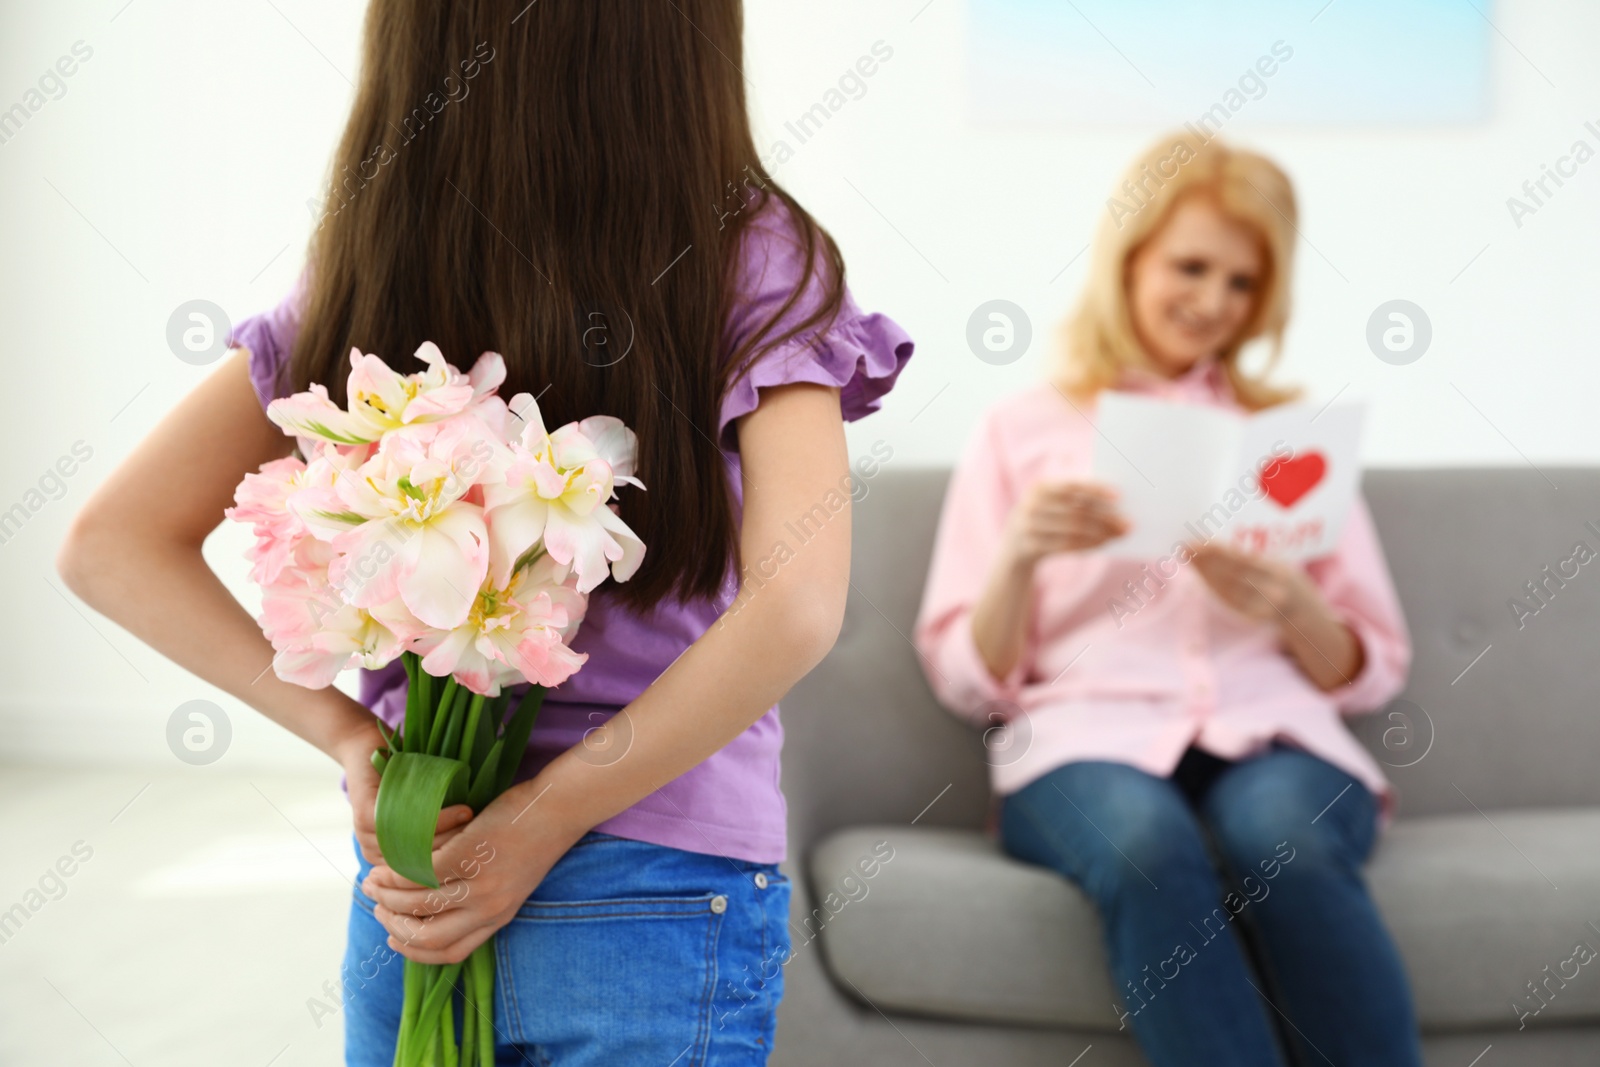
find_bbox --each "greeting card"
[1089,392,1366,562]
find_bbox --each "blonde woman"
[913,133,1423,1064]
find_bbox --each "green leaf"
[471,694,504,769]
[370,749,388,775]
[495,686,546,796]
[375,715,397,756]
[299,421,372,446]
[374,752,471,888]
[467,740,504,812]
[307,508,368,525]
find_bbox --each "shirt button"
[754,872,769,889]
[710,894,728,913]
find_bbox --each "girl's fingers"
[432,806,474,848]
[354,806,471,871]
[364,878,468,918]
[383,924,492,967]
[437,805,474,829]
[364,864,432,892]
[432,823,469,851]
[375,901,484,956]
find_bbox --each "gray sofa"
[772,468,1600,1066]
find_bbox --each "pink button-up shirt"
[913,360,1411,830]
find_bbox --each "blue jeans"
[340,831,792,1066]
[999,742,1423,1067]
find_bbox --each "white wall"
[2,1,1596,770]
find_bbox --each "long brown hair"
[283,0,846,609]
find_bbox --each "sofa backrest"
[780,467,1600,843]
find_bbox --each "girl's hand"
[1186,541,1316,624]
[331,724,473,866]
[360,778,584,965]
[1004,480,1129,567]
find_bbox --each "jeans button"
[754,872,769,889]
[710,894,728,913]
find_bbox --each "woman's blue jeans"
[339,830,792,1066]
[999,742,1423,1066]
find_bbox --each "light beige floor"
[0,763,358,1066]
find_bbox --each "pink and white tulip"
[229,342,642,695]
[482,394,645,593]
[411,554,589,696]
[266,343,505,445]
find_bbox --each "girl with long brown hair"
[57,2,913,1063]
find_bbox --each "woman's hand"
[360,775,585,964]
[1187,541,1364,691]
[971,480,1126,684]
[1003,480,1129,568]
[331,723,474,866]
[1186,541,1315,624]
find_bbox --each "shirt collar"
[1114,354,1226,404]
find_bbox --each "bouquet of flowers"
[226,341,644,1065]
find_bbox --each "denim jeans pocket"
[495,890,725,1063]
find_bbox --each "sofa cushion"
[810,809,1600,1032]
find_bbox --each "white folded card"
[1088,392,1367,562]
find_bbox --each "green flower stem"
[459,964,477,1067]
[494,687,547,796]
[394,958,424,1065]
[401,654,422,753]
[458,694,486,764]
[471,942,496,1065]
[386,666,545,1063]
[404,961,463,1067]
[426,677,460,756]
[438,684,470,761]
[440,982,458,1067]
[416,664,435,737]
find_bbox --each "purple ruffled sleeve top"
[228,198,915,863]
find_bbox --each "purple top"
[228,198,914,863]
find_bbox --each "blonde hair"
[1057,130,1301,411]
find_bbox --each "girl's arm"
[364,381,852,963]
[55,351,468,861]
[533,380,851,831]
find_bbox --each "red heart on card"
[1260,452,1326,508]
